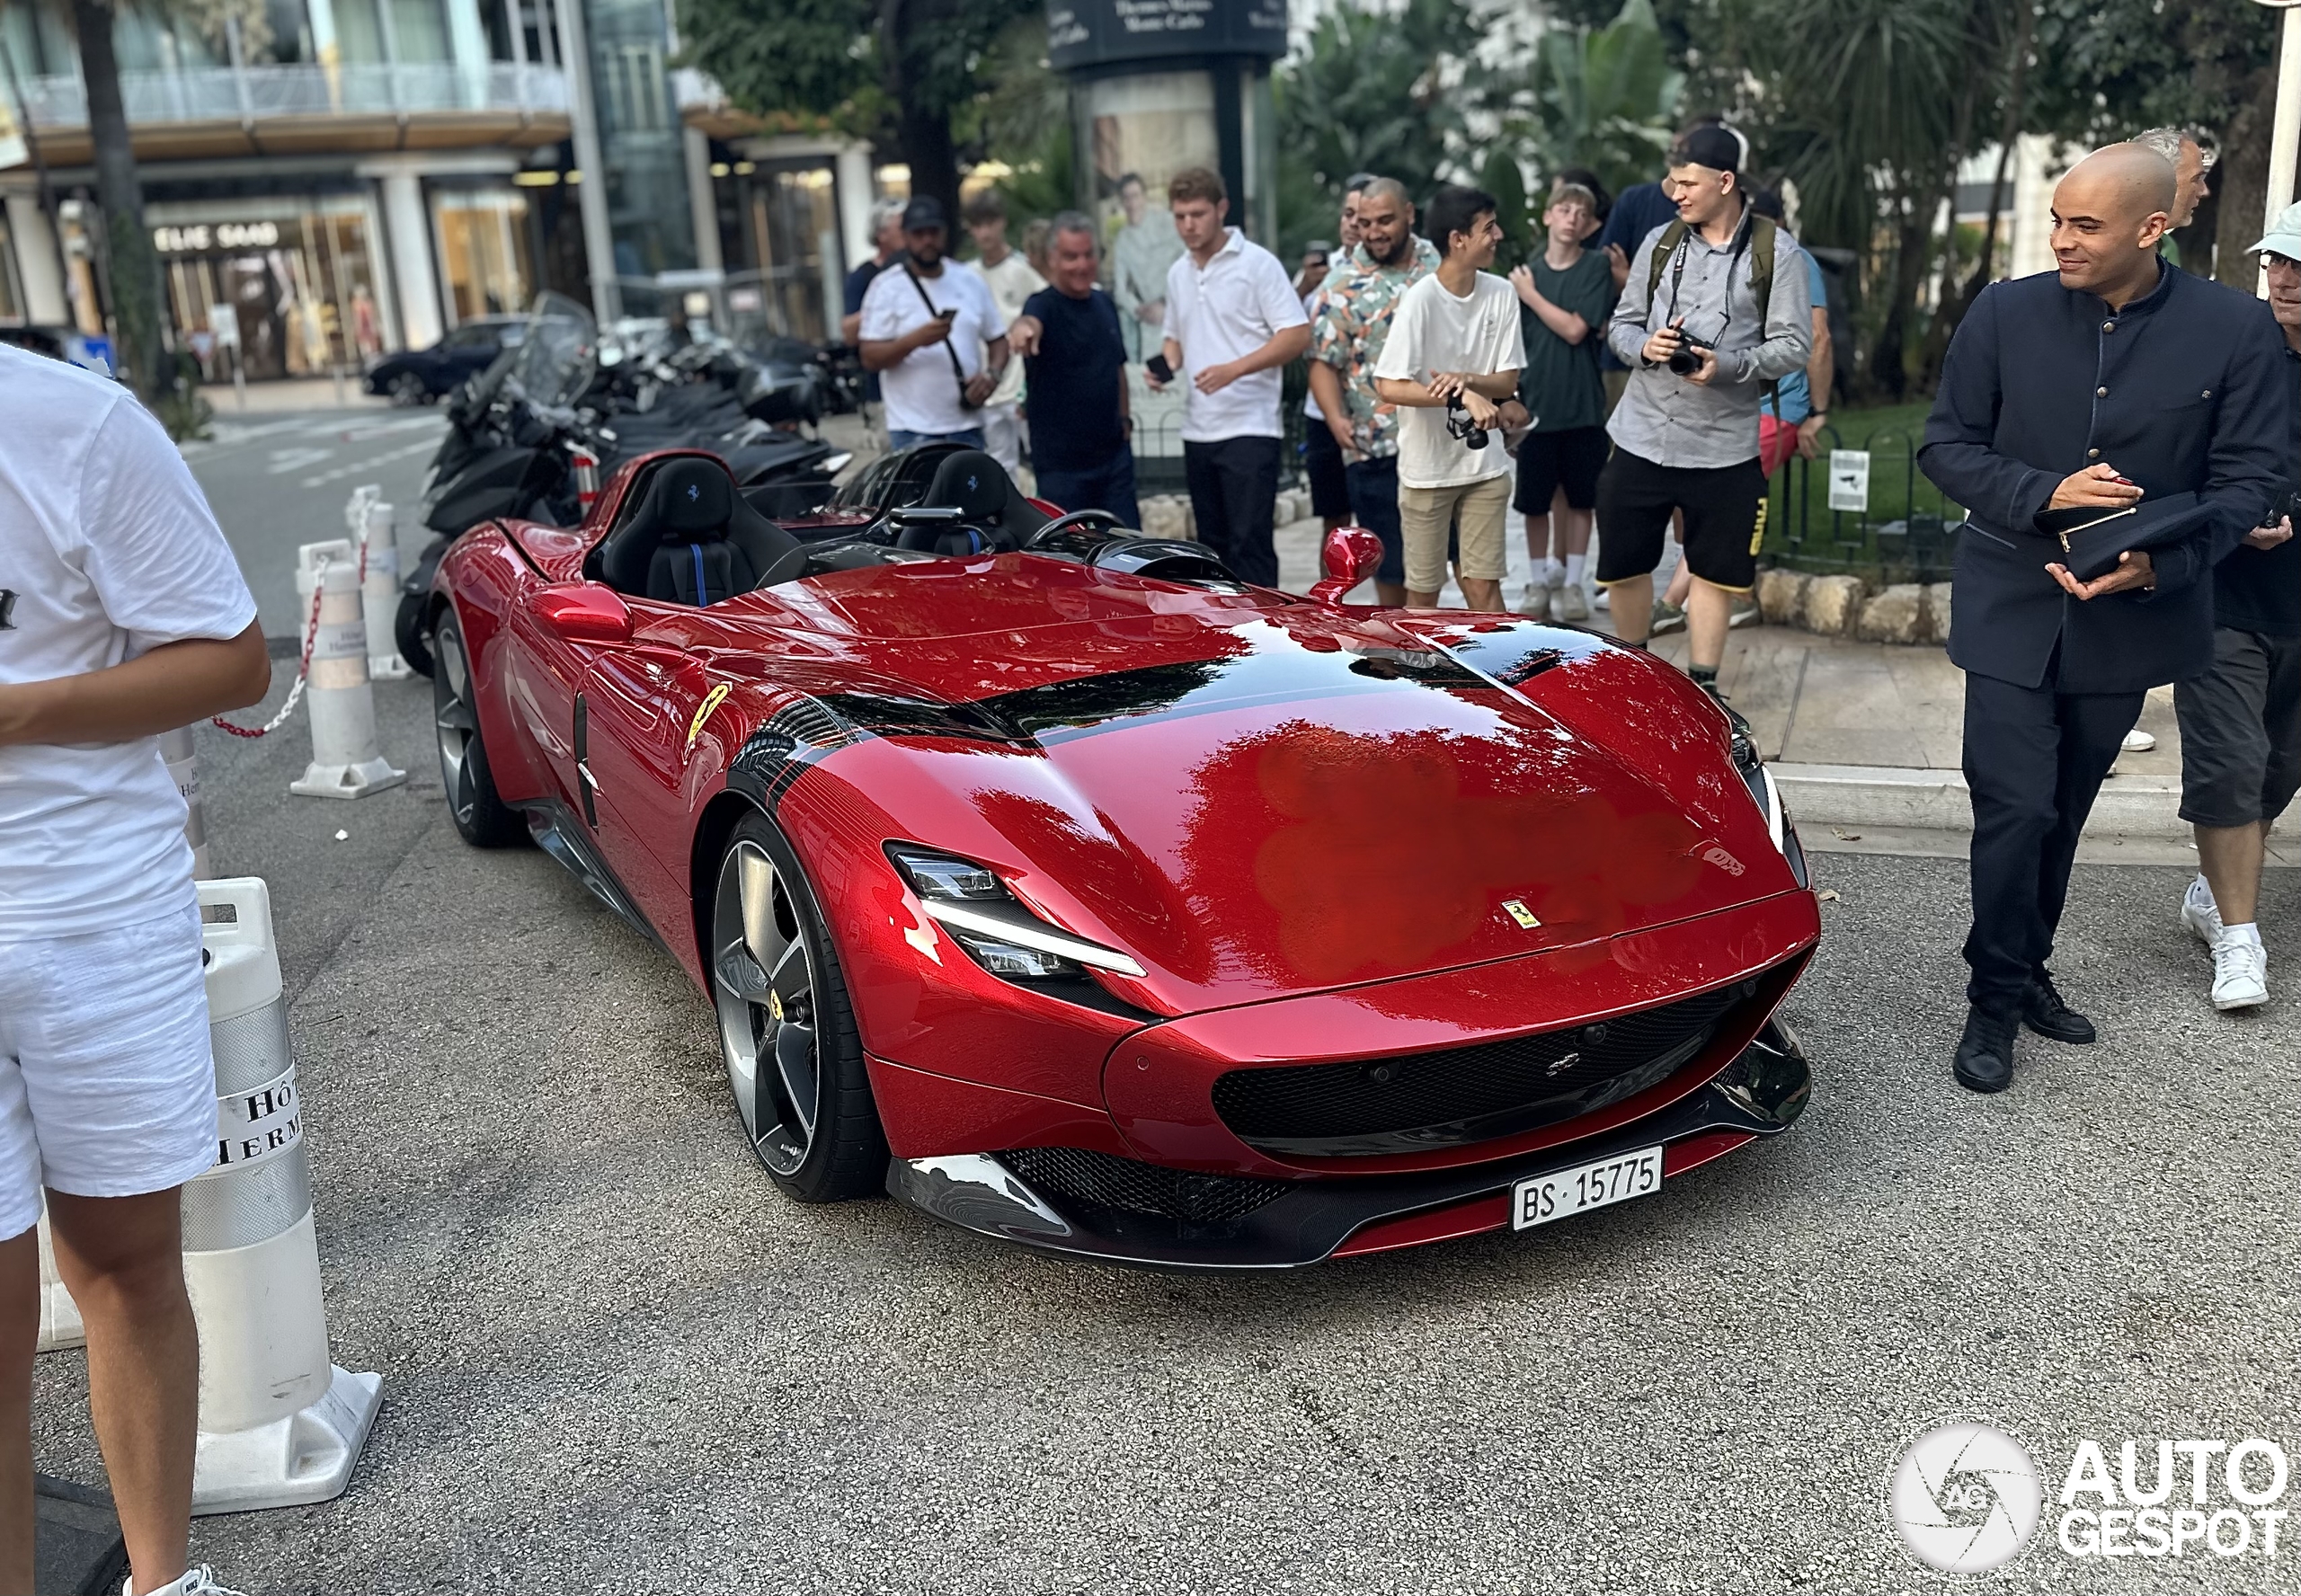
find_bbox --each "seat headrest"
[921,449,1009,524]
[647,457,733,537]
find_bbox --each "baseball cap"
[901,197,946,233]
[1671,124,1745,176]
[2252,200,2301,260]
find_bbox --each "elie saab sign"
[1047,0,1286,69]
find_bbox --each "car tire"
[431,609,525,847]
[708,811,887,1201]
[395,590,435,678]
[388,371,429,407]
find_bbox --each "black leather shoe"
[1953,1006,2019,1094]
[2021,974,2096,1044]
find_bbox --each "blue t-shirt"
[1760,253,1829,425]
[1595,184,1682,371]
[1020,285,1128,473]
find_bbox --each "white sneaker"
[1554,584,1589,622]
[2123,727,2156,752]
[127,1569,249,1596]
[2181,876,2223,946]
[2210,934,2269,1011]
[1543,563,1567,590]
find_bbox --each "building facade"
[0,0,888,372]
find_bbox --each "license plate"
[1512,1145,1665,1229]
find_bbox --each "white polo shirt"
[1162,228,1308,444]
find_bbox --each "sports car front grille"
[1001,1146,1293,1225]
[1211,981,1759,1158]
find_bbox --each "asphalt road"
[181,409,447,640]
[38,425,2295,1592]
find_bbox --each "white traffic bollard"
[161,724,213,879]
[289,539,404,801]
[34,1208,84,1353]
[356,499,408,683]
[185,877,381,1514]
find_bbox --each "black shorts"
[2174,627,2301,828]
[1302,420,1353,520]
[1513,426,1609,514]
[1594,448,1768,592]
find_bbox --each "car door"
[575,635,717,940]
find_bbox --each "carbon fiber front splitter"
[884,1019,1811,1271]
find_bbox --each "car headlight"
[1726,707,1808,887]
[889,847,1147,981]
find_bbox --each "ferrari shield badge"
[1501,899,1541,929]
[686,683,733,753]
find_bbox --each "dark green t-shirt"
[1517,249,1617,433]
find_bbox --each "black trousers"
[1962,669,2146,1011]
[1184,436,1281,587]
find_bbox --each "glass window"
[433,188,536,324]
[0,212,22,324]
[149,193,383,378]
[745,164,839,345]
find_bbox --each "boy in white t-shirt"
[0,344,270,1596]
[1373,183,1528,612]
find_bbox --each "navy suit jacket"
[1919,264,2289,694]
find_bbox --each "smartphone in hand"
[1145,353,1174,383]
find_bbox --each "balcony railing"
[21,61,571,128]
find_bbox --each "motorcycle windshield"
[506,291,599,406]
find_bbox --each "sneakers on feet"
[127,1569,250,1596]
[2210,933,2269,1011]
[1554,584,1588,622]
[2122,727,2156,753]
[1650,600,1686,636]
[1728,598,1761,628]
[2181,875,2224,946]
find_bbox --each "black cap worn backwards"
[1671,125,1744,176]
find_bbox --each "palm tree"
[62,0,167,403]
[1528,0,1684,201]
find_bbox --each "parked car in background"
[365,316,528,404]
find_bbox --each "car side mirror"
[529,582,633,644]
[1309,525,1385,603]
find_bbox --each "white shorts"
[0,905,218,1237]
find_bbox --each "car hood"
[743,590,1804,1015]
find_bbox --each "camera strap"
[902,262,978,407]
[1648,209,1779,405]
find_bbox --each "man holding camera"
[1598,125,1812,695]
[1372,183,1526,613]
[857,198,1009,453]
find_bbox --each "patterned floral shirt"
[1311,236,1441,458]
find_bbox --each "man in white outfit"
[0,341,271,1596]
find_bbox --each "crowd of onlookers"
[839,119,1843,699]
[838,116,2301,1046]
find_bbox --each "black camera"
[1444,394,1489,450]
[1666,330,1716,377]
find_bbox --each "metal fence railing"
[22,62,570,128]
[1763,426,1960,586]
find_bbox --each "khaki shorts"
[1399,474,1512,594]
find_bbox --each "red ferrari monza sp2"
[424,444,1820,1269]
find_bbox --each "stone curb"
[1773,762,2187,839]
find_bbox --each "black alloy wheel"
[388,370,430,406]
[431,610,525,847]
[709,812,885,1201]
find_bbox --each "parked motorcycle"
[395,294,849,677]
